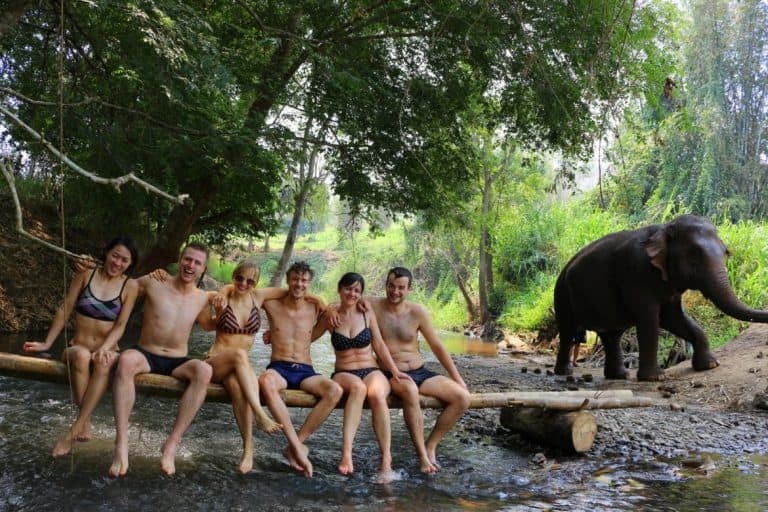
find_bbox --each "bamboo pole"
[0,352,655,410]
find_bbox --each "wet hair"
[102,237,139,276]
[386,266,413,288]
[232,260,260,283]
[338,272,365,293]
[286,261,314,281]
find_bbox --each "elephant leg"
[600,330,628,380]
[635,313,666,381]
[554,324,576,376]
[660,300,719,372]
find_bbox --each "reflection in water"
[1,328,767,510]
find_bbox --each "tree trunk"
[478,163,493,324]
[136,176,218,275]
[269,182,312,286]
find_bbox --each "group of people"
[25,238,470,482]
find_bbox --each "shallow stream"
[1,329,766,511]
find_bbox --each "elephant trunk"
[701,268,768,323]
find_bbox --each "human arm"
[147,268,171,282]
[416,305,468,390]
[310,314,330,342]
[251,287,288,307]
[23,270,88,353]
[195,291,219,331]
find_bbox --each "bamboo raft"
[0,352,658,453]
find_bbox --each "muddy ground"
[449,324,768,461]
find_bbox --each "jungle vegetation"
[1,1,767,353]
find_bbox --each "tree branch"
[0,157,90,261]
[0,103,189,205]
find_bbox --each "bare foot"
[109,443,129,477]
[254,413,282,434]
[338,452,354,475]
[426,446,441,469]
[375,468,396,484]
[52,433,74,457]
[74,422,93,442]
[283,443,312,477]
[160,439,179,476]
[238,445,254,474]
[419,455,438,473]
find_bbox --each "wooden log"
[0,352,655,410]
[500,407,598,453]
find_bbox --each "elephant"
[553,214,768,381]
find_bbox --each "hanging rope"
[56,0,79,471]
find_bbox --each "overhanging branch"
[0,103,189,205]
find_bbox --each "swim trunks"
[332,367,381,380]
[75,269,128,322]
[129,345,190,376]
[331,312,372,351]
[266,361,319,390]
[216,296,261,335]
[384,365,439,387]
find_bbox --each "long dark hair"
[102,237,139,276]
[338,272,365,293]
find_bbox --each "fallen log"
[0,352,654,410]
[500,407,598,453]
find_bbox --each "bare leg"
[53,352,119,456]
[389,378,437,473]
[419,376,470,466]
[259,371,314,477]
[63,347,93,440]
[160,360,213,476]
[109,350,149,477]
[295,375,344,444]
[222,374,254,473]
[367,372,395,484]
[333,374,366,475]
[209,349,281,434]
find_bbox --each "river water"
[1,329,767,511]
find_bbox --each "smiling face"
[338,280,363,307]
[178,246,207,284]
[385,274,411,305]
[286,270,312,299]
[233,267,258,294]
[104,244,133,277]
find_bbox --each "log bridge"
[0,352,656,453]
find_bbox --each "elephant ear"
[643,229,669,281]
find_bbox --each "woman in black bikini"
[24,237,140,456]
[313,272,409,483]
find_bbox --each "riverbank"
[451,324,768,464]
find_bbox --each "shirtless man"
[109,242,213,477]
[371,267,470,472]
[258,261,343,478]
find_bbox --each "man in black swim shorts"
[369,267,470,473]
[109,242,214,478]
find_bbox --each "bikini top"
[216,295,261,335]
[331,312,372,351]
[74,269,128,322]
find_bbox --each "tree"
[1,1,668,271]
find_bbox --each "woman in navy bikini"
[313,272,409,483]
[24,237,140,456]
